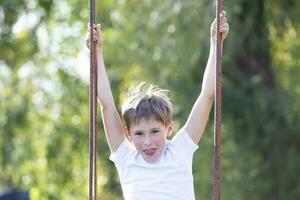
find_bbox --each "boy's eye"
[151,130,159,134]
[134,132,143,136]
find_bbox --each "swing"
[88,0,224,199]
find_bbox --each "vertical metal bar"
[89,0,98,199]
[214,0,223,200]
[89,0,94,197]
[92,0,98,198]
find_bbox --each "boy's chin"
[143,156,159,163]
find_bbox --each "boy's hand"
[85,24,103,50]
[210,11,229,43]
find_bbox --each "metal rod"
[89,0,98,199]
[214,0,223,199]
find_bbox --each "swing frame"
[88,0,224,199]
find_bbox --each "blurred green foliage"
[0,0,299,199]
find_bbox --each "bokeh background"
[0,0,300,199]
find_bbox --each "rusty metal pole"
[89,0,98,199]
[214,0,223,199]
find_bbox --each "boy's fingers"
[88,23,100,30]
[220,13,226,20]
[220,23,229,28]
[220,24,229,33]
[94,24,101,33]
[86,40,90,48]
[221,18,227,24]
[220,28,228,33]
[212,19,216,27]
[91,29,97,36]
[220,11,226,22]
[220,16,227,27]
[85,23,103,48]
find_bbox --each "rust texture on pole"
[89,0,98,199]
[214,0,223,200]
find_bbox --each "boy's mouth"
[143,148,157,156]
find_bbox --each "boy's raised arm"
[87,24,125,152]
[184,12,229,144]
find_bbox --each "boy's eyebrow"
[132,129,144,133]
[132,127,160,132]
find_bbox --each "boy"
[86,11,229,200]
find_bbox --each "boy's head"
[122,82,173,131]
[121,82,174,162]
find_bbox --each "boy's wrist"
[210,38,223,46]
[96,47,103,55]
[96,49,105,63]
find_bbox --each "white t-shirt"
[110,128,199,200]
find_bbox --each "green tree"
[1,0,299,199]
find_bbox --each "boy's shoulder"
[109,139,136,164]
[170,128,199,155]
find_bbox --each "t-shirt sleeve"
[171,127,199,155]
[109,139,133,167]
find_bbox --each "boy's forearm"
[201,41,216,99]
[201,39,224,97]
[96,50,116,109]
[184,41,218,143]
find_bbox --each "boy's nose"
[144,136,152,146]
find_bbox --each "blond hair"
[122,82,173,129]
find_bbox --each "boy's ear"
[124,127,132,141]
[167,121,174,137]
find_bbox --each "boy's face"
[128,118,173,162]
